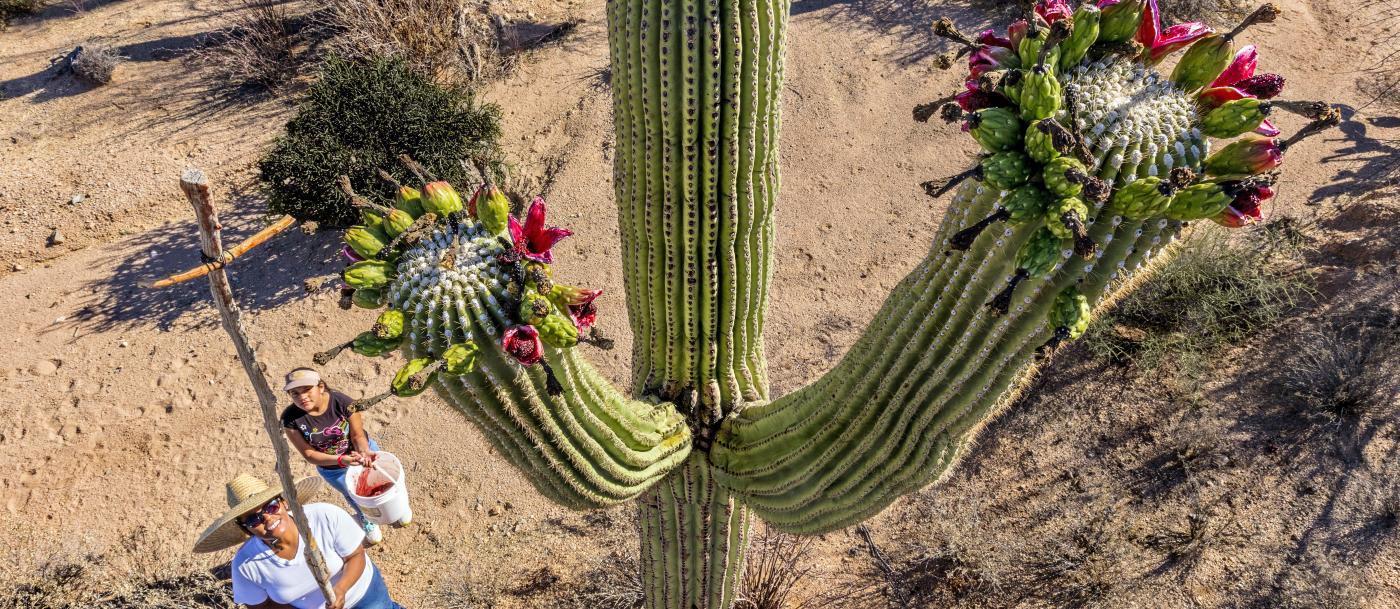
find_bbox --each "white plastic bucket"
[345,451,413,526]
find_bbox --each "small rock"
[503,501,513,510]
[47,230,64,246]
[31,360,58,376]
[70,194,84,205]
[488,506,502,517]
[11,263,23,272]
[118,340,129,348]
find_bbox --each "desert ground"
[1,0,1397,607]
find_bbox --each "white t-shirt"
[231,503,374,609]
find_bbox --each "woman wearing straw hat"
[193,473,405,609]
[280,367,388,545]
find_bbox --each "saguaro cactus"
[317,1,1337,607]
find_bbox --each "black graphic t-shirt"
[280,390,356,460]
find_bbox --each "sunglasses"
[239,498,282,529]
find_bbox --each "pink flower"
[1210,45,1258,88]
[1007,20,1030,49]
[1036,0,1073,24]
[1213,184,1274,228]
[502,325,544,366]
[552,285,602,331]
[466,183,487,218]
[1136,0,1214,63]
[508,197,573,264]
[1200,46,1283,136]
[969,45,1017,78]
[975,29,1012,48]
[954,89,1006,113]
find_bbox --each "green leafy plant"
[258,56,502,226]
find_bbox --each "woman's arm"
[327,545,368,609]
[284,429,344,468]
[346,411,372,458]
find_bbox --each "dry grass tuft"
[564,549,645,609]
[738,526,818,609]
[318,0,501,83]
[196,0,302,90]
[1280,312,1400,423]
[0,528,235,609]
[71,43,122,84]
[1017,510,1130,607]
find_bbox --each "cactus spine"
[316,2,1331,607]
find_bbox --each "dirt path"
[2,0,1398,606]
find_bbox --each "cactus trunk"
[609,0,786,601]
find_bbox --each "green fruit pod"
[1002,183,1052,223]
[969,107,1024,153]
[361,211,389,239]
[372,309,406,340]
[395,186,425,218]
[1017,27,1060,70]
[1018,225,1067,278]
[1171,35,1233,92]
[392,357,437,397]
[351,287,386,309]
[1164,183,1232,220]
[382,208,415,239]
[1108,177,1176,220]
[980,150,1034,190]
[1043,157,1089,198]
[535,313,580,349]
[1019,67,1062,121]
[1050,288,1092,339]
[1045,196,1090,240]
[1059,4,1101,71]
[344,260,395,290]
[344,225,387,259]
[475,185,512,236]
[1201,98,1270,139]
[422,181,464,217]
[351,331,400,357]
[442,342,480,375]
[1098,0,1145,43]
[518,292,552,325]
[1024,119,1059,164]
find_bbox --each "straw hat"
[193,473,321,553]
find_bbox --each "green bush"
[259,56,502,227]
[0,0,42,24]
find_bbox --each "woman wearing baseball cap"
[193,473,405,608]
[280,367,390,545]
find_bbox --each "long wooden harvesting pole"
[176,169,338,605]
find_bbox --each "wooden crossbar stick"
[141,215,296,288]
[178,170,339,606]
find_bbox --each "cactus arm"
[388,226,693,509]
[711,119,1193,531]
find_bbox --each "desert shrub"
[70,43,121,84]
[1280,312,1399,422]
[197,0,301,89]
[319,0,501,83]
[0,0,40,23]
[1083,225,1310,373]
[258,55,502,226]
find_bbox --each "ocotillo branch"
[175,169,338,605]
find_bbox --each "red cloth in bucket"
[356,468,394,497]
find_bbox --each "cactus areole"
[318,1,1335,607]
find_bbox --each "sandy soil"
[1,0,1397,607]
